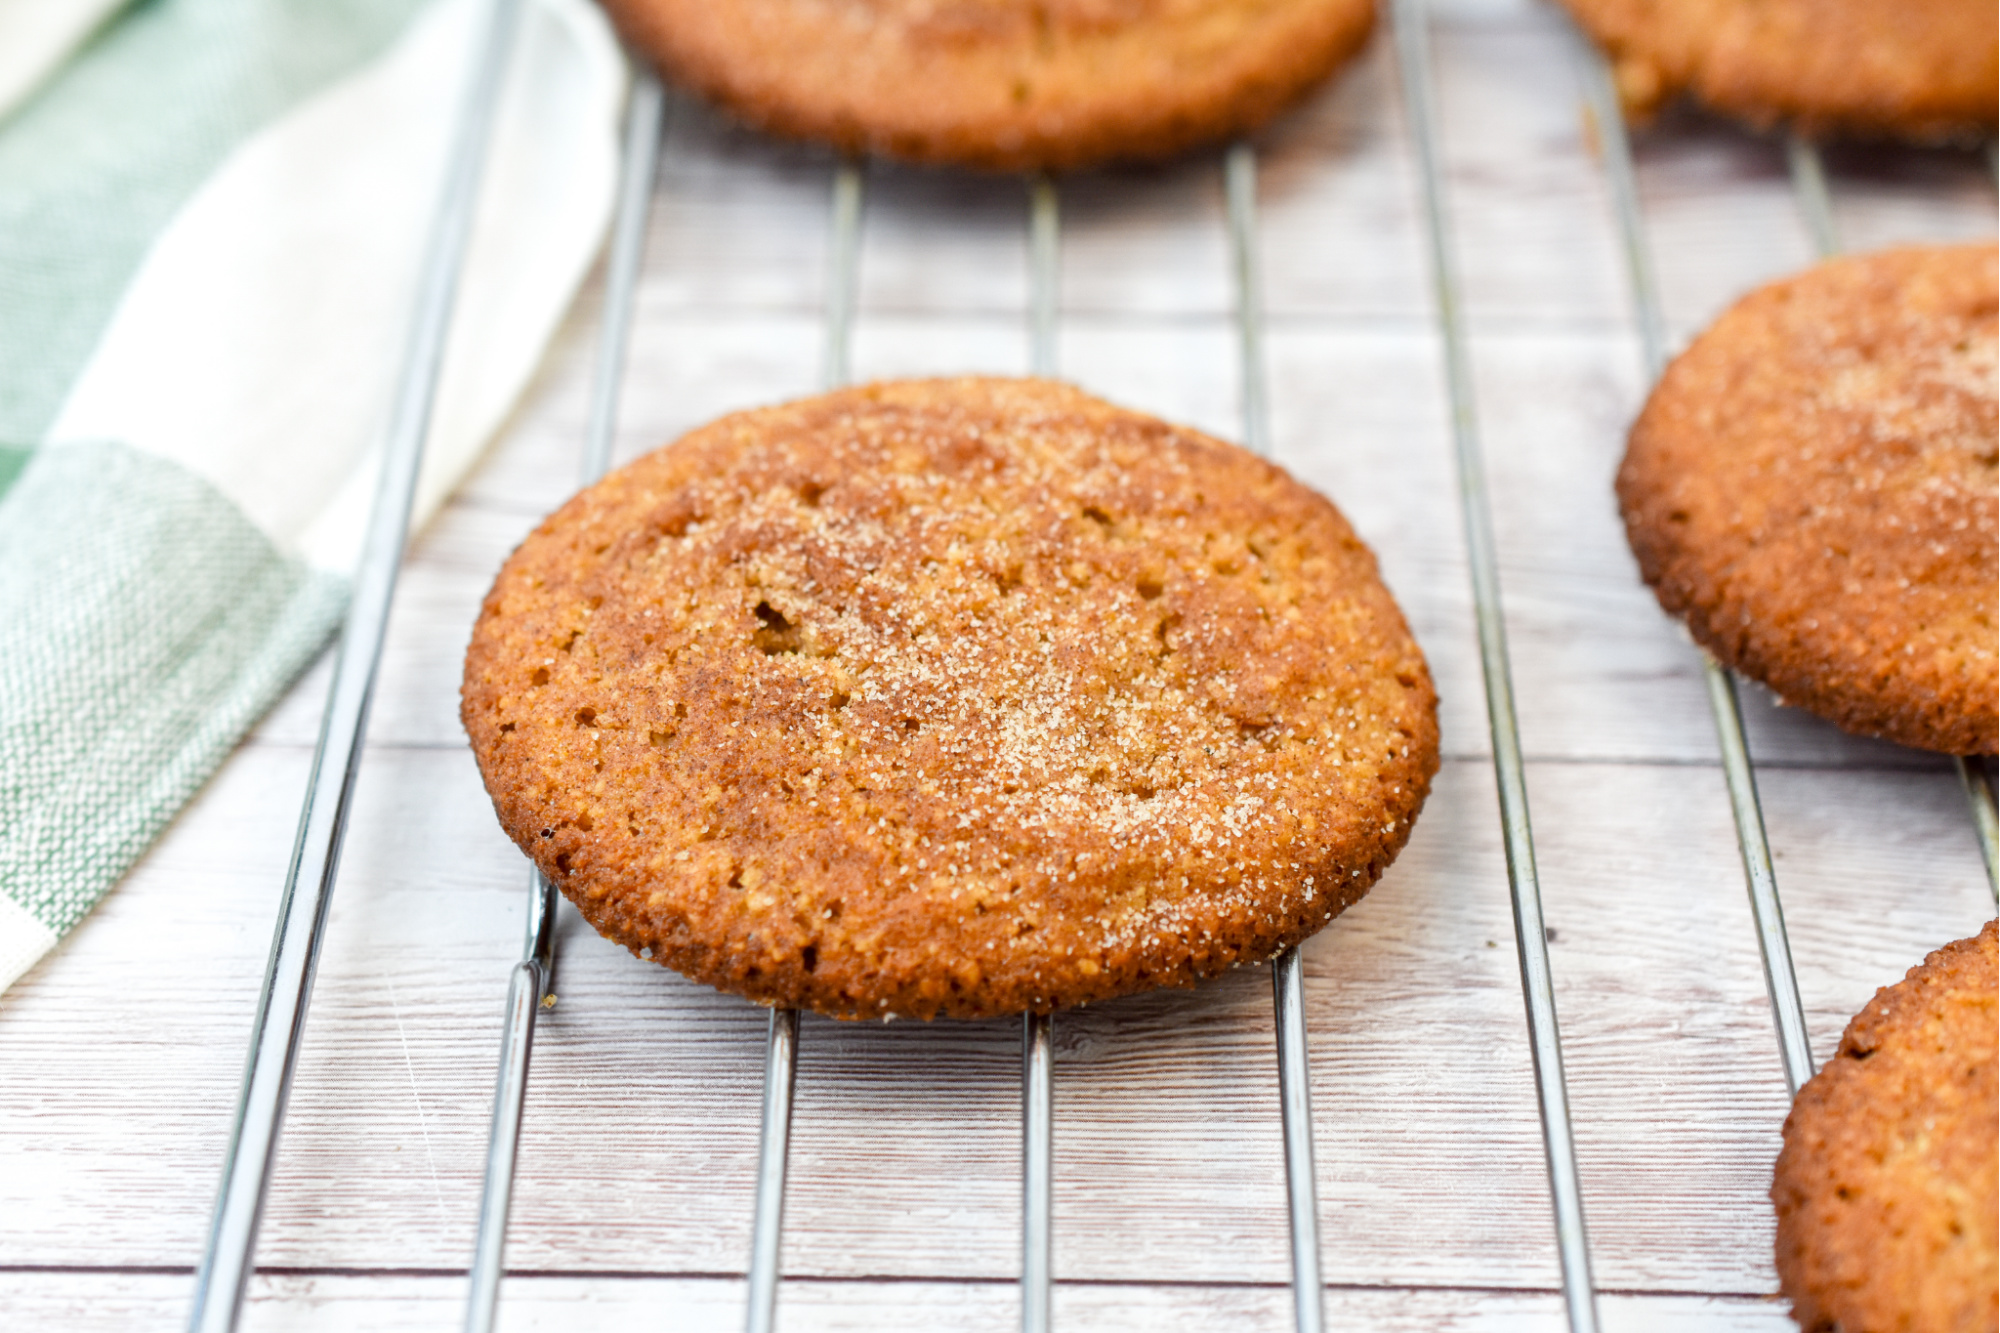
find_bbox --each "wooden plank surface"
[2,0,1993,1328]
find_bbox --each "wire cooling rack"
[13,1,1983,1331]
[182,4,2000,1331]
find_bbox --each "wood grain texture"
[1,0,1993,1327]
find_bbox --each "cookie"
[1616,245,1999,756]
[462,377,1438,1019]
[1771,921,1998,1333]
[1559,0,1997,140]
[597,0,1376,171]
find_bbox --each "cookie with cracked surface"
[596,0,1376,171]
[1557,0,1997,140]
[1616,244,1998,756]
[462,377,1438,1019]
[1772,920,1998,1333]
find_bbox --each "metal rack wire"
[1390,4,1599,1327]
[188,0,528,1325]
[183,0,2000,1330]
[463,64,668,1333]
[1566,31,1819,1103]
[1566,23,2000,1109]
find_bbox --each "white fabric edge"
[0,0,126,124]
[299,0,626,571]
[45,0,625,571]
[0,892,60,993]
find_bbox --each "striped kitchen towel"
[0,0,626,990]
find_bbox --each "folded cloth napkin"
[0,0,626,990]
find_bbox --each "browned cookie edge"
[1771,920,1999,1333]
[1556,0,1999,141]
[596,0,1375,171]
[1615,245,1999,756]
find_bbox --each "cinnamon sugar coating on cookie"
[1617,245,1998,756]
[597,0,1375,171]
[1558,0,1996,140]
[1772,921,1998,1333]
[463,378,1437,1018]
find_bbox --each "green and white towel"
[0,0,626,990]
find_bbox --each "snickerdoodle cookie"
[598,0,1376,170]
[1559,0,1996,140]
[1772,920,1998,1333]
[1616,244,1998,755]
[463,377,1437,1018]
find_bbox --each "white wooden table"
[4,1,1994,1328]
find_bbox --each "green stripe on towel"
[0,442,346,941]
[0,0,422,474]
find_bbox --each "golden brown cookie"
[1617,245,1999,756]
[1771,921,1999,1333]
[597,0,1376,171]
[1558,0,1997,140]
[462,378,1438,1019]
